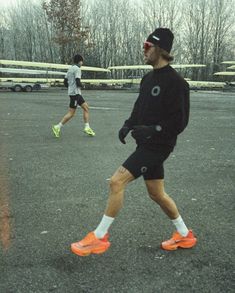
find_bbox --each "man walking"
[71,28,197,256]
[52,54,95,138]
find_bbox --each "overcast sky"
[0,0,22,7]
[0,0,41,8]
[0,0,13,7]
[0,0,138,8]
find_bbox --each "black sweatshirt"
[125,65,190,150]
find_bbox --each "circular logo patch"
[141,166,148,173]
[151,86,161,97]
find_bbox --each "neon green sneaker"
[84,127,95,136]
[52,125,60,138]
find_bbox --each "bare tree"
[0,10,6,59]
[85,0,145,70]
[1,0,58,62]
[211,0,235,74]
[141,0,182,31]
[182,0,214,79]
[0,0,234,80]
[42,0,89,63]
[182,0,235,79]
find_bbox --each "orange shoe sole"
[71,242,111,256]
[162,238,197,251]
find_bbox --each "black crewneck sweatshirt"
[125,65,190,150]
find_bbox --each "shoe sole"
[162,239,197,251]
[71,242,110,256]
[84,130,95,136]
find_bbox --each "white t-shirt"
[65,65,82,95]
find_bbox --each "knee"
[109,176,124,193]
[83,103,89,112]
[148,191,166,204]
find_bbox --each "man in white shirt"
[52,54,95,138]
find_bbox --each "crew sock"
[94,215,115,239]
[172,215,189,237]
[55,122,63,129]
[84,122,90,129]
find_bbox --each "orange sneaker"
[161,230,197,251]
[71,232,110,256]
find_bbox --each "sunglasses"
[143,41,155,51]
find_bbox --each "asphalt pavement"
[0,88,234,293]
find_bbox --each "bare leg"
[80,102,89,124]
[105,166,135,217]
[145,179,179,219]
[60,108,76,125]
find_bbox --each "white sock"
[84,122,90,129]
[56,122,63,129]
[172,215,189,237]
[94,215,115,239]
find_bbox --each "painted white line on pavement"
[90,106,116,110]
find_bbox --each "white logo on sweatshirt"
[151,85,161,96]
[141,166,148,173]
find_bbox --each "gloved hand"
[63,78,68,88]
[131,125,156,142]
[118,124,130,144]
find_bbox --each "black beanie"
[146,28,174,53]
[74,54,84,63]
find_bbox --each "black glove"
[131,125,157,142]
[118,125,130,144]
[63,78,68,88]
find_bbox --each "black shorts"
[69,94,85,109]
[122,146,172,180]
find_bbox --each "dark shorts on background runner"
[69,94,85,109]
[122,146,172,180]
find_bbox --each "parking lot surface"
[0,89,234,292]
